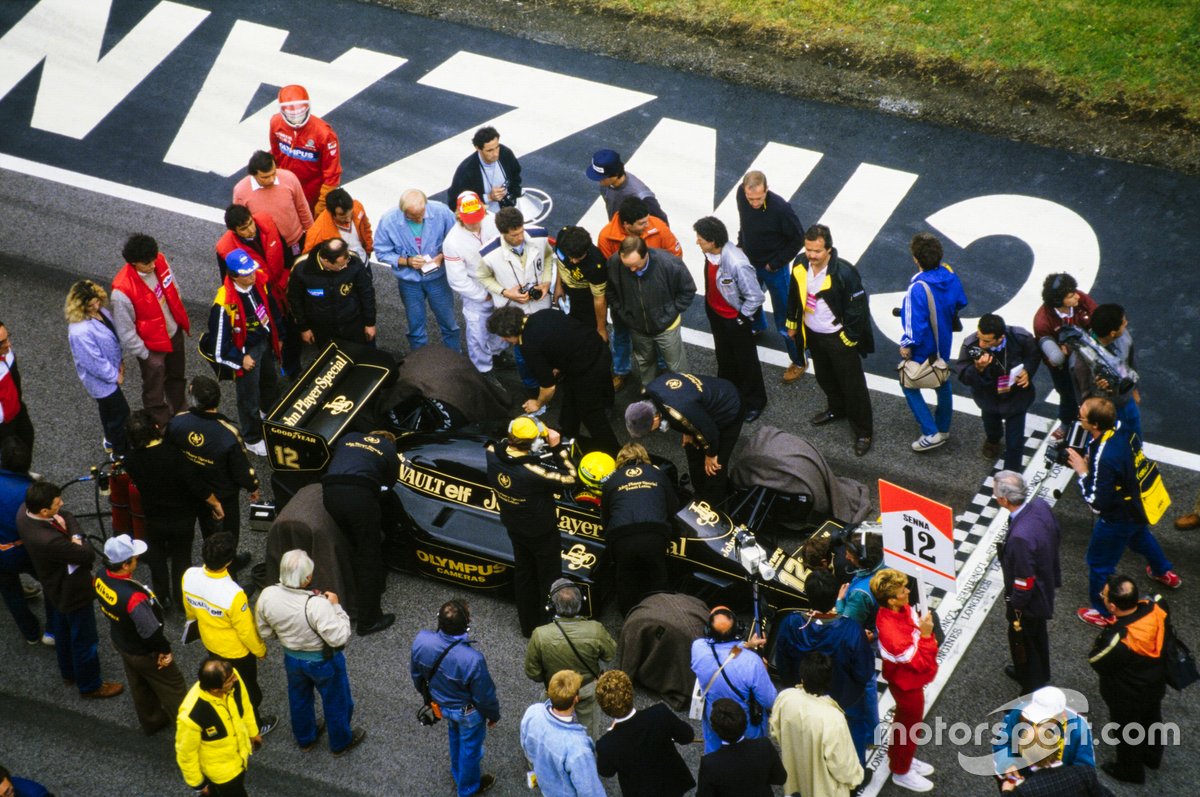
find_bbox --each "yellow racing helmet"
[578,451,616,490]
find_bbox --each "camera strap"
[420,639,463,703]
[303,595,336,651]
[552,619,599,681]
[919,281,941,363]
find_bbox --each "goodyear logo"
[187,431,204,447]
[562,544,596,571]
[323,395,354,415]
[94,578,118,605]
[416,550,506,583]
[666,378,682,389]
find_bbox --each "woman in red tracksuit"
[871,568,939,793]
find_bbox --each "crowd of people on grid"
[0,83,1188,796]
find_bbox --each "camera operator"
[485,416,577,637]
[1032,272,1096,438]
[955,313,1039,472]
[1066,396,1179,628]
[1069,303,1141,439]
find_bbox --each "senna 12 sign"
[878,479,957,594]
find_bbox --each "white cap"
[1021,686,1067,724]
[104,534,148,565]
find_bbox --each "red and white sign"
[878,480,956,593]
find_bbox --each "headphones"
[844,527,882,571]
[544,578,580,617]
[706,605,744,642]
[437,599,470,635]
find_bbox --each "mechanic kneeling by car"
[486,416,577,637]
[321,430,401,637]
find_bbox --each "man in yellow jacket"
[176,657,260,796]
[182,532,277,734]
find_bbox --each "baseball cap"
[585,149,623,181]
[225,249,258,277]
[1020,686,1067,724]
[508,415,547,441]
[456,191,486,224]
[624,400,658,438]
[104,533,148,565]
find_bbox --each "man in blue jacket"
[991,685,1095,780]
[689,606,777,753]
[410,600,501,797]
[899,233,968,451]
[774,569,876,765]
[375,189,461,353]
[1066,397,1178,627]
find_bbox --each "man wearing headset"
[411,599,501,797]
[524,579,616,739]
[689,606,777,753]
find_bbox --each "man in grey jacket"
[255,549,364,755]
[606,236,696,389]
[694,217,766,421]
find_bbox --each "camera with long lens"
[1046,421,1090,467]
[521,284,544,301]
[1056,326,1136,395]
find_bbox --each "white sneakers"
[246,439,268,457]
[892,759,935,792]
[912,432,949,452]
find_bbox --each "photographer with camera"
[255,549,363,755]
[1067,397,1179,628]
[955,313,1040,472]
[1069,303,1141,439]
[410,599,501,796]
[1032,272,1096,438]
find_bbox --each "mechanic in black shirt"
[624,372,744,502]
[122,409,224,610]
[287,237,377,348]
[601,442,678,615]
[485,415,577,636]
[553,226,609,342]
[488,305,619,456]
[321,430,400,636]
[165,376,259,570]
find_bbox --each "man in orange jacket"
[302,187,374,264]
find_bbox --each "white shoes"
[912,432,949,452]
[892,769,934,792]
[909,758,935,777]
[246,440,268,457]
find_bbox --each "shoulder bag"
[417,639,463,726]
[898,281,951,390]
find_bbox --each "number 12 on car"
[878,479,957,594]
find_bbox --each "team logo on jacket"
[364,436,379,444]
[339,283,352,296]
[625,466,642,477]
[323,395,354,415]
[498,473,512,489]
[666,378,682,389]
[188,431,204,447]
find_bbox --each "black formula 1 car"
[260,343,831,628]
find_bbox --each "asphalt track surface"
[1,1,1199,795]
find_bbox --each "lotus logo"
[187,431,204,447]
[323,395,354,415]
[666,378,682,389]
[626,466,642,477]
[498,473,512,488]
[561,544,596,571]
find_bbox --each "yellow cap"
[508,416,545,441]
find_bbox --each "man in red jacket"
[269,84,341,216]
[871,568,939,793]
[111,234,191,427]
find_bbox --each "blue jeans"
[285,652,354,751]
[48,602,102,693]
[611,315,632,377]
[752,264,802,366]
[0,556,42,641]
[844,678,879,766]
[981,410,1026,472]
[512,344,540,390]
[1086,518,1172,614]
[396,272,461,353]
[903,381,954,437]
[442,704,487,796]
